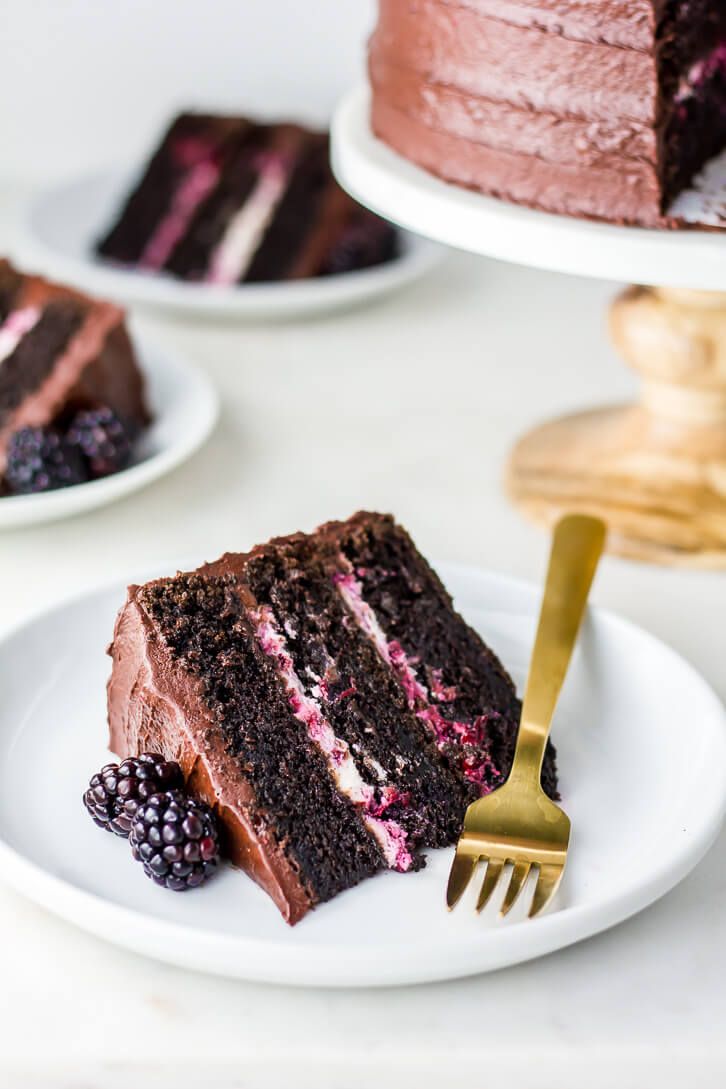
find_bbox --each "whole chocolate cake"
[0,260,149,479]
[97,114,398,282]
[369,0,726,227]
[107,513,557,924]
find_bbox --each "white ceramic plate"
[331,86,726,292]
[19,168,445,318]
[0,330,218,528]
[0,562,724,987]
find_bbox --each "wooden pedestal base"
[508,286,726,567]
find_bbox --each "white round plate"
[0,562,724,987]
[20,167,445,318]
[0,329,218,528]
[331,86,726,291]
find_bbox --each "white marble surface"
[1,191,726,1088]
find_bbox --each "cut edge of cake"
[107,512,558,924]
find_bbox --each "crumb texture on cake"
[369,0,726,227]
[107,512,558,924]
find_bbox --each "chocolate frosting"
[430,1,661,50]
[371,98,664,226]
[371,2,659,123]
[107,579,313,926]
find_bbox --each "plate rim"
[0,329,219,528]
[331,86,726,292]
[19,166,447,317]
[0,560,724,986]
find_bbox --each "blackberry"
[66,406,132,478]
[5,426,88,494]
[129,791,220,891]
[83,753,184,837]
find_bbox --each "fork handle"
[511,514,606,787]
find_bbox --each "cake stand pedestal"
[331,87,726,567]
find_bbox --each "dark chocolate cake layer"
[0,301,84,430]
[163,123,302,282]
[213,538,472,851]
[160,126,264,281]
[96,113,398,282]
[108,513,559,925]
[97,114,250,267]
[0,260,150,473]
[369,0,726,227]
[137,575,384,910]
[243,136,330,283]
[328,514,558,802]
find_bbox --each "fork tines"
[447,853,564,918]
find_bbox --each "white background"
[1,0,374,181]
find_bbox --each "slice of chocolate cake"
[0,260,149,478]
[108,513,557,925]
[96,113,398,282]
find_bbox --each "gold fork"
[446,513,606,919]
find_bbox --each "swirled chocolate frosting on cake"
[369,1,726,227]
[107,513,557,924]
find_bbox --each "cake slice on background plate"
[96,113,398,282]
[0,260,150,494]
[107,512,557,924]
[369,0,726,227]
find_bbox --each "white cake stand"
[332,87,726,567]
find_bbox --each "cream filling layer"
[333,568,502,791]
[139,160,221,271]
[0,306,41,366]
[251,604,413,871]
[206,156,289,285]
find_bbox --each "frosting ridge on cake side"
[369,0,726,227]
